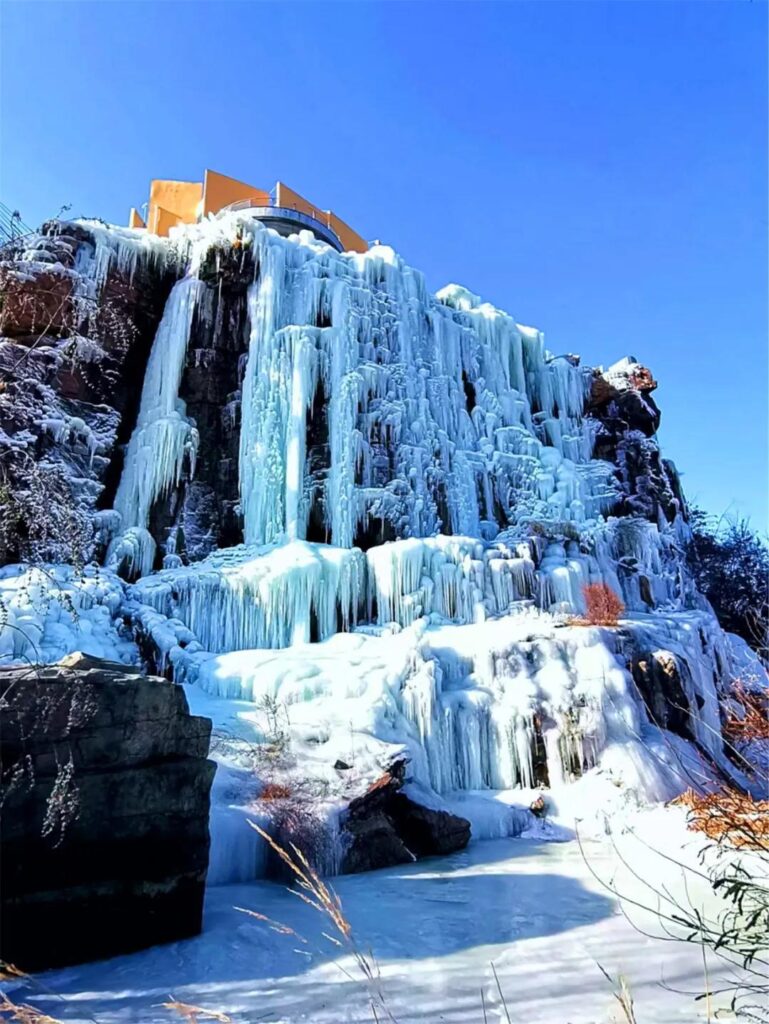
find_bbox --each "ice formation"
[2,210,765,886]
[110,276,204,576]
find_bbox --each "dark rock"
[388,793,471,857]
[630,650,692,739]
[587,361,683,523]
[0,653,215,971]
[334,759,352,770]
[588,376,661,439]
[340,759,470,873]
[342,811,415,873]
[530,795,547,818]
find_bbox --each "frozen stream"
[16,812,737,1024]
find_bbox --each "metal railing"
[221,198,343,251]
[0,202,33,244]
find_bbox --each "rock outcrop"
[588,357,685,523]
[0,221,175,564]
[341,760,471,873]
[0,653,215,971]
[630,649,693,739]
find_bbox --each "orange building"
[128,169,368,253]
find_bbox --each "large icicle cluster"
[133,541,365,651]
[235,230,618,551]
[107,214,622,567]
[97,212,735,811]
[110,277,203,577]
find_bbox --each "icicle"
[110,276,203,576]
[132,541,365,652]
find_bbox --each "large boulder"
[388,793,473,857]
[341,760,470,873]
[0,653,215,971]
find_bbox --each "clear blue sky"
[2,1,766,528]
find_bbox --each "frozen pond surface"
[17,820,734,1023]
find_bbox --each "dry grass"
[596,965,637,1024]
[0,965,232,1024]
[160,998,231,1022]
[724,684,769,745]
[0,992,61,1024]
[240,822,397,1022]
[673,679,769,848]
[673,787,769,849]
[0,965,61,1024]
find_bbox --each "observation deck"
[128,170,369,252]
[221,198,344,252]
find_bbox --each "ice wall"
[109,276,204,577]
[109,215,624,571]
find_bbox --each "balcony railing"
[221,198,343,251]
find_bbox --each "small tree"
[580,582,625,626]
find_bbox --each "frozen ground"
[12,809,740,1024]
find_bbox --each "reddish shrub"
[580,583,625,626]
[259,782,293,801]
[673,786,769,848]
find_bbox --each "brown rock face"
[0,653,215,971]
[0,262,79,338]
[0,221,176,563]
[341,759,471,873]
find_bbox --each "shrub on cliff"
[572,582,625,627]
[0,458,92,569]
[687,509,769,661]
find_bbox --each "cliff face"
[0,653,215,970]
[0,222,174,565]
[0,213,763,889]
[0,216,687,577]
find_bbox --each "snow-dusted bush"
[0,457,92,569]
[687,509,769,662]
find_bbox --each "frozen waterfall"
[77,209,758,884]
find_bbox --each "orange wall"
[275,182,329,223]
[132,171,368,249]
[276,182,367,251]
[147,179,202,235]
[128,207,146,229]
[153,206,192,238]
[203,169,270,216]
[327,212,367,253]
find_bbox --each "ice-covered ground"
[11,807,742,1024]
